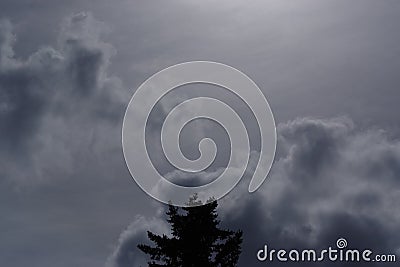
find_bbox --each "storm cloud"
[109,117,400,267]
[1,1,400,267]
[0,12,125,185]
[0,13,133,267]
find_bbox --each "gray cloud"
[109,117,400,266]
[224,117,400,266]
[0,12,126,185]
[0,14,134,267]
[106,212,168,267]
[1,1,400,266]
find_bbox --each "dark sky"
[0,1,399,266]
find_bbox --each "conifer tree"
[138,196,243,267]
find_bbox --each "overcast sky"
[1,1,400,266]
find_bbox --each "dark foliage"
[138,196,243,267]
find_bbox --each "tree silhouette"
[138,195,243,267]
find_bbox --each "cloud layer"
[0,12,125,186]
[1,3,400,266]
[109,117,400,267]
[0,13,132,267]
